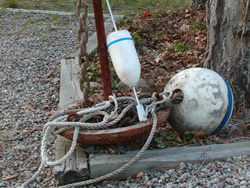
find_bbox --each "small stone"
[136,172,144,179]
[90,82,102,89]
[238,168,242,173]
[36,176,42,183]
[179,162,186,170]
[245,172,250,180]
[151,178,158,183]
[142,176,149,183]
[168,169,175,174]
[240,181,247,185]
[106,184,114,188]
[146,181,153,186]
[211,178,219,184]
[225,178,232,184]
[160,175,167,181]
[218,182,224,188]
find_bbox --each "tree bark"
[204,0,249,117]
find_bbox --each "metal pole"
[93,0,112,100]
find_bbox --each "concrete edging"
[90,141,250,179]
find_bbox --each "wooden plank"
[90,141,250,179]
[55,56,88,185]
[59,58,82,106]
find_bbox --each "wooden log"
[90,141,250,179]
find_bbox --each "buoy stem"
[133,86,147,122]
[132,86,140,105]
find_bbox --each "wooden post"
[93,0,112,100]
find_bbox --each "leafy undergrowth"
[83,6,249,154]
[83,119,249,155]
[119,7,207,92]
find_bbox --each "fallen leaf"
[141,11,150,18]
[108,147,116,154]
[21,104,35,112]
[194,131,207,138]
[28,119,41,124]
[154,52,167,63]
[42,71,54,78]
[42,105,50,110]
[4,175,19,181]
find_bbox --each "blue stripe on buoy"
[212,76,234,135]
[107,37,133,48]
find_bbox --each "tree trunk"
[192,0,207,6]
[204,0,249,118]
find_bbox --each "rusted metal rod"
[92,0,112,100]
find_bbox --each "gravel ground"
[0,9,94,187]
[0,9,249,188]
[94,155,250,188]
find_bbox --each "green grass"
[0,0,192,14]
[0,0,77,12]
[103,0,192,14]
[3,0,18,8]
[191,20,207,31]
[172,41,190,52]
[49,13,60,21]
[21,17,38,31]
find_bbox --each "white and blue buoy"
[107,30,147,122]
[105,0,147,122]
[164,68,233,135]
[107,30,141,87]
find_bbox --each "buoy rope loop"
[21,95,172,188]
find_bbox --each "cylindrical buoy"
[107,30,141,87]
[164,68,233,135]
[107,30,147,122]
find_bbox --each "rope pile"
[21,92,175,188]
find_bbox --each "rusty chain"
[77,0,90,106]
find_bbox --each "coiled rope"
[21,92,174,188]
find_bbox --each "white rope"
[21,94,173,187]
[105,0,117,31]
[60,104,158,188]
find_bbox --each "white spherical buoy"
[164,68,233,135]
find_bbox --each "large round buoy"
[164,68,233,135]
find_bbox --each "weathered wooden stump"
[54,57,89,185]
